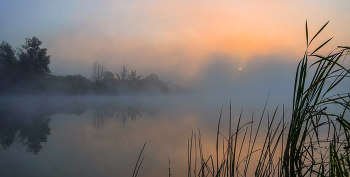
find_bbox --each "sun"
[239,68,242,71]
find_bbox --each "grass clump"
[131,21,349,177]
[187,21,350,177]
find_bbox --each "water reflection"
[93,105,156,129]
[0,96,239,177]
[93,109,105,129]
[0,97,159,154]
[117,106,157,125]
[116,107,142,125]
[0,108,51,155]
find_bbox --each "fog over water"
[1,0,350,176]
[1,50,349,176]
[1,53,349,176]
[0,92,291,177]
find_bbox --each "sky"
[1,0,350,94]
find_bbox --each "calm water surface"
[0,95,287,177]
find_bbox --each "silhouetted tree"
[127,70,144,91]
[0,41,17,80]
[102,71,115,84]
[91,61,106,85]
[128,70,143,82]
[116,65,128,81]
[91,61,107,94]
[143,73,169,93]
[0,41,17,66]
[18,36,51,75]
[114,65,171,94]
[0,41,19,92]
[58,74,92,94]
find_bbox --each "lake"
[0,95,291,177]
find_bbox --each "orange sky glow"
[1,0,350,83]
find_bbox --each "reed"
[132,21,350,177]
[132,142,146,177]
[187,21,350,177]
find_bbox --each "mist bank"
[0,37,190,95]
[0,70,189,96]
[4,36,345,102]
[0,35,295,98]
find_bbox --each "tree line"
[0,36,181,95]
[91,61,169,94]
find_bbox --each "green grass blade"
[311,37,333,55]
[132,142,147,177]
[337,117,350,129]
[216,105,223,175]
[306,20,309,47]
[309,21,329,46]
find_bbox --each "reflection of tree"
[0,100,92,154]
[19,116,51,154]
[0,99,160,153]
[0,112,18,150]
[93,106,144,128]
[93,109,105,129]
[92,102,159,129]
[116,107,143,125]
[0,109,51,155]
